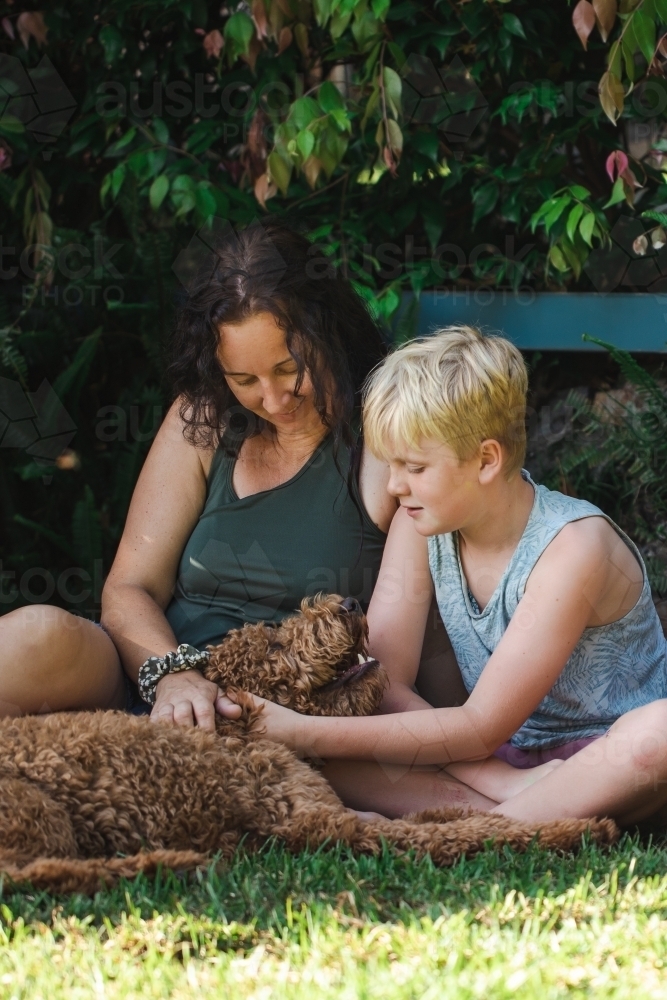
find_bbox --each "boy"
[220,327,667,825]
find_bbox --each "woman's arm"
[101,400,226,729]
[358,445,399,534]
[240,518,611,763]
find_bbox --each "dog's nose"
[340,597,361,614]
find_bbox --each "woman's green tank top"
[165,434,387,647]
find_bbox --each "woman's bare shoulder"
[155,397,218,478]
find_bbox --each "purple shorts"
[493,735,603,769]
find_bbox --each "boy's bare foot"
[353,808,387,822]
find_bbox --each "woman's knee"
[2,605,92,661]
[0,605,124,711]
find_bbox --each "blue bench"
[411,292,667,352]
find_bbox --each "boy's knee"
[615,700,667,772]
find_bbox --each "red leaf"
[572,0,596,50]
[203,29,224,58]
[382,145,397,178]
[277,26,292,54]
[1,16,14,40]
[620,167,640,189]
[251,0,268,40]
[254,172,277,209]
[16,11,47,49]
[658,33,667,58]
[605,150,628,182]
[592,0,617,43]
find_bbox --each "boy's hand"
[217,691,313,752]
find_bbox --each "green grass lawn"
[2,834,667,998]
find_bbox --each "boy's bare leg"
[493,699,667,826]
[0,605,126,715]
[445,758,564,802]
[321,759,498,818]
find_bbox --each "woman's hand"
[150,670,242,732]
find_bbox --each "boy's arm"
[239,519,610,763]
[366,508,434,713]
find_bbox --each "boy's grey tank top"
[428,470,667,749]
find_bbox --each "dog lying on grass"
[0,594,617,893]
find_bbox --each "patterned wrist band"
[137,644,211,705]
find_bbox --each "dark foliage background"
[1,0,666,615]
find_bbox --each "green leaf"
[603,175,626,209]
[267,151,292,195]
[388,41,407,70]
[53,330,102,400]
[330,107,351,132]
[152,118,169,145]
[566,203,584,243]
[290,96,321,130]
[330,9,352,40]
[224,11,255,57]
[111,127,137,153]
[318,81,345,113]
[543,195,571,233]
[568,185,590,200]
[170,173,196,215]
[559,239,582,279]
[502,13,527,39]
[297,129,315,159]
[313,0,333,27]
[385,119,403,153]
[579,211,596,247]
[383,67,402,117]
[0,116,25,136]
[472,181,499,226]
[195,183,217,220]
[548,244,569,272]
[655,0,667,21]
[371,0,391,19]
[411,130,439,163]
[149,174,169,211]
[111,164,126,199]
[641,209,667,226]
[99,24,123,64]
[630,8,656,63]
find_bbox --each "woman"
[0,222,396,725]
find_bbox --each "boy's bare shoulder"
[530,515,643,592]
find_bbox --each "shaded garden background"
[1,0,666,616]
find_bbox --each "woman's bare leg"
[0,605,126,716]
[321,759,498,818]
[494,700,667,826]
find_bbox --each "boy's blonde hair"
[363,326,528,478]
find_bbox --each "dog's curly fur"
[0,595,617,893]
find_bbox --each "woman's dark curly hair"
[168,219,387,462]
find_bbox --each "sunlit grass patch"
[1,833,667,998]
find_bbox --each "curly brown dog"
[0,595,617,893]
